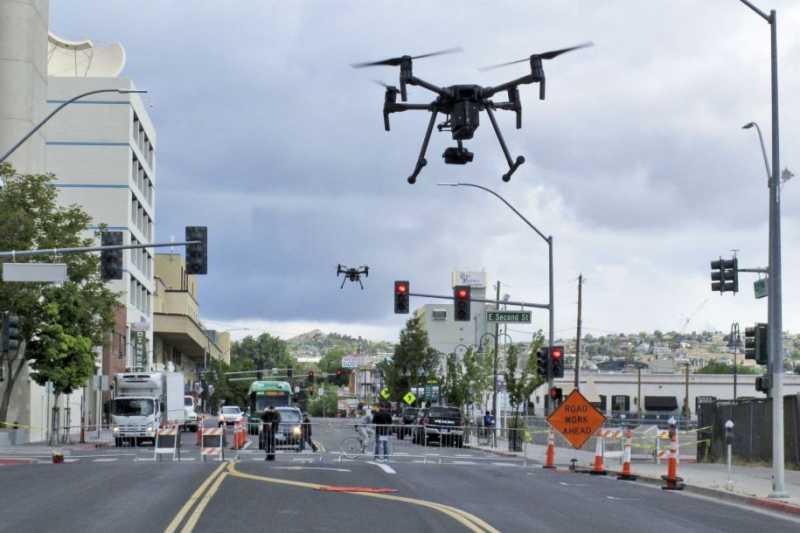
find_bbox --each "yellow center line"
[180,471,228,533]
[226,462,498,533]
[164,462,226,533]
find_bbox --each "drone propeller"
[351,47,463,68]
[478,42,593,71]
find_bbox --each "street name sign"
[547,390,606,449]
[2,262,67,283]
[486,310,532,323]
[403,391,416,405]
[380,388,391,401]
[754,278,768,299]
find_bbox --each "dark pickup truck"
[413,406,464,447]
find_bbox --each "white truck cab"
[111,372,186,446]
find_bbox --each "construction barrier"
[196,415,204,446]
[201,427,225,462]
[617,428,636,480]
[661,418,685,490]
[154,425,181,462]
[231,420,247,450]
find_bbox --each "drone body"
[337,264,369,289]
[353,43,592,184]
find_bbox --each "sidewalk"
[474,438,800,513]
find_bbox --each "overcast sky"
[51,1,800,342]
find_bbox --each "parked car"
[396,407,420,439]
[413,406,464,447]
[218,405,244,426]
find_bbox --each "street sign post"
[547,390,606,449]
[754,278,768,299]
[403,391,416,405]
[486,310,532,323]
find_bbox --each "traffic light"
[100,231,123,280]
[394,281,409,314]
[755,323,768,365]
[550,346,565,378]
[744,323,769,365]
[256,370,263,380]
[2,312,21,355]
[710,257,738,293]
[536,347,548,381]
[744,326,756,360]
[185,226,208,275]
[287,366,293,380]
[308,385,316,396]
[454,285,471,321]
[756,375,771,394]
[307,370,315,384]
[549,387,563,404]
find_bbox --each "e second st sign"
[546,390,606,449]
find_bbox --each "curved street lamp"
[439,181,555,413]
[0,88,147,165]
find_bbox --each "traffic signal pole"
[738,0,786,498]
[0,240,200,259]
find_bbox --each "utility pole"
[492,281,500,421]
[683,363,690,419]
[730,322,740,400]
[575,274,583,390]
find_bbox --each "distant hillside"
[287,329,394,356]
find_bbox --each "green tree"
[318,347,347,374]
[503,333,546,417]
[231,332,296,370]
[0,165,117,423]
[380,315,440,404]
[697,359,760,375]
[307,386,337,417]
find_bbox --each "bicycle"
[340,426,372,459]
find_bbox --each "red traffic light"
[395,282,408,294]
[551,347,563,359]
[336,368,343,376]
[456,288,468,299]
[549,387,558,399]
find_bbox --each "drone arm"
[408,109,438,184]
[483,76,534,98]
[409,76,450,98]
[485,105,525,182]
[340,277,346,289]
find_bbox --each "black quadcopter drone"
[352,43,592,184]
[337,264,369,289]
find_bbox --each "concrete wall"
[0,0,49,174]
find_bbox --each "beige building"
[153,254,229,389]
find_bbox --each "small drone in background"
[352,42,592,184]
[337,264,369,289]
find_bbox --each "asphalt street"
[1,418,799,532]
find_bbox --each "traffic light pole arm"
[738,267,769,274]
[408,291,549,310]
[0,240,201,259]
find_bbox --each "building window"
[432,309,447,321]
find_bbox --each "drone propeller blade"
[478,58,529,72]
[538,41,593,60]
[411,47,463,60]
[372,79,398,90]
[478,42,593,71]
[351,47,462,69]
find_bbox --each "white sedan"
[218,405,244,426]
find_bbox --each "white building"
[416,270,491,358]
[46,33,156,370]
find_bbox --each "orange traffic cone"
[617,428,637,480]
[196,415,204,446]
[590,431,607,475]
[543,428,556,469]
[661,418,684,490]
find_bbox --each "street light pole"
[738,0,786,498]
[439,182,555,413]
[0,88,147,165]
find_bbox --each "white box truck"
[111,372,186,446]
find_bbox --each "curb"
[577,466,800,517]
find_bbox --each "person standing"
[261,405,281,461]
[300,414,317,452]
[372,404,393,461]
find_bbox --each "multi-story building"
[153,254,229,393]
[46,33,156,372]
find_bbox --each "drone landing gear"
[340,277,347,289]
[408,110,438,184]
[485,106,525,182]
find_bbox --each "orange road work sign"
[547,390,606,449]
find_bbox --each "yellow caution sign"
[380,388,391,400]
[403,391,416,405]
